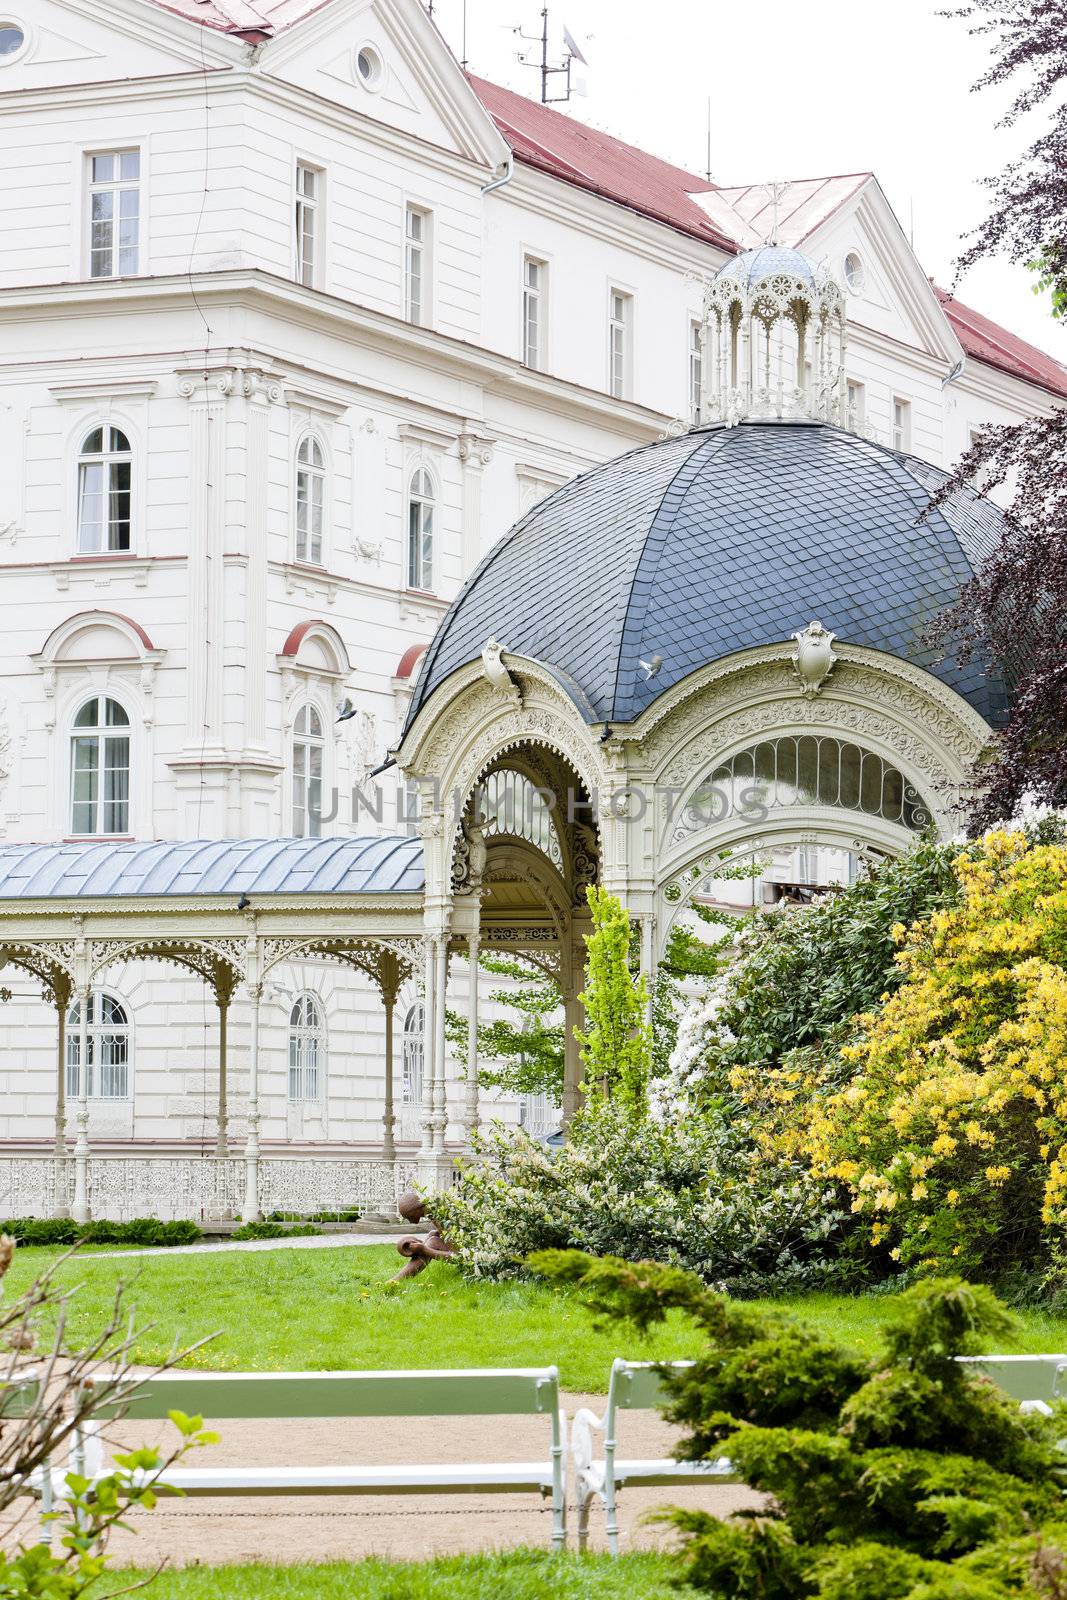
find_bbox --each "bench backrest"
[607,1355,1067,1418]
[85,1367,561,1422]
[607,1359,694,1414]
[958,1355,1067,1403]
[0,1370,39,1418]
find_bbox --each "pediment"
[802,180,963,366]
[259,0,507,169]
[1,0,241,90]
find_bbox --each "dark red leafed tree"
[930,1,1067,826]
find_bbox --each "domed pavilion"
[396,243,1006,1128]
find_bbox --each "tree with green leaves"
[575,887,652,1113]
[446,951,564,1104]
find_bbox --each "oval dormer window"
[355,44,383,89]
[0,22,25,58]
[844,251,865,292]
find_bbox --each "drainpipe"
[481,153,514,197]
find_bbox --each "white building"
[0,0,1064,1197]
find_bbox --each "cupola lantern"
[699,242,850,428]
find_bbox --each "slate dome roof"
[407,422,1007,731]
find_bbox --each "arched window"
[676,736,932,839]
[70,696,130,836]
[292,703,324,837]
[288,994,325,1101]
[295,435,325,565]
[406,468,434,591]
[77,426,131,553]
[66,992,130,1099]
[402,1002,424,1105]
[475,771,563,867]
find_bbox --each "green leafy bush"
[533,1254,1067,1599]
[231,1220,322,1241]
[432,1100,852,1293]
[1,1217,201,1247]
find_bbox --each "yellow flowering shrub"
[804,832,1067,1275]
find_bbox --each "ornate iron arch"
[88,937,246,1004]
[0,939,76,1009]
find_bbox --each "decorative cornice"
[398,419,462,450]
[0,274,667,442]
[284,384,350,420]
[48,378,158,403]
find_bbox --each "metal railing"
[0,1154,434,1224]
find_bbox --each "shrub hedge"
[1,1217,201,1247]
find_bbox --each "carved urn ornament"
[791,620,838,697]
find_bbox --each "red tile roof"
[140,0,1067,403]
[467,74,736,253]
[935,287,1067,401]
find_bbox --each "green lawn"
[110,1553,688,1598]
[8,1244,1067,1392]
[4,1245,701,1392]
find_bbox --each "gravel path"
[81,1232,411,1260]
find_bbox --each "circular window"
[0,22,25,57]
[843,251,865,292]
[355,44,383,88]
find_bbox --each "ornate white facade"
[0,0,1062,1194]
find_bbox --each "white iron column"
[71,981,91,1224]
[418,934,435,1156]
[639,914,656,1033]
[215,990,230,1157]
[432,937,448,1153]
[562,983,584,1132]
[382,981,397,1163]
[241,981,262,1223]
[463,927,480,1143]
[52,981,70,1218]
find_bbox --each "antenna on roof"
[514,6,588,103]
[705,96,712,184]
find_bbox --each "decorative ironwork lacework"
[476,771,563,867]
[0,1156,422,1222]
[676,736,931,838]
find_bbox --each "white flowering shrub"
[432,1100,851,1293]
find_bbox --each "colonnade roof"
[0,838,425,899]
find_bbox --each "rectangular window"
[408,495,433,590]
[847,380,866,425]
[292,743,323,837]
[70,737,99,836]
[405,205,430,326]
[288,1037,320,1102]
[523,256,545,369]
[295,162,319,287]
[608,289,632,400]
[88,149,140,279]
[892,396,911,452]
[689,320,703,423]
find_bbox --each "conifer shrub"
[533,1252,1067,1599]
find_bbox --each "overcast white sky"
[428,0,1063,362]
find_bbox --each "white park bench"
[572,1359,737,1554]
[958,1353,1067,1412]
[58,1367,568,1549]
[577,1353,1067,1555]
